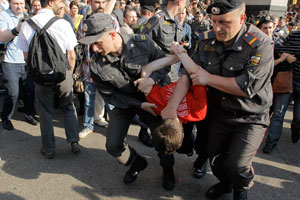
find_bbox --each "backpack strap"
[43,16,60,31]
[26,18,41,32]
[26,16,59,33]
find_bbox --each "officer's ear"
[109,31,116,39]
[240,13,246,24]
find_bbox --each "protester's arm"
[104,0,116,14]
[67,49,76,71]
[141,54,179,78]
[161,74,191,119]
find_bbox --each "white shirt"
[0,0,9,11]
[17,8,77,53]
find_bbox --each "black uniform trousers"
[207,111,267,190]
[106,106,174,169]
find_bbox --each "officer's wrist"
[11,27,19,36]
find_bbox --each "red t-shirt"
[146,82,207,123]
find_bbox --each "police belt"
[222,109,260,119]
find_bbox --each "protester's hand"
[161,105,177,120]
[134,77,155,95]
[141,102,157,116]
[172,43,187,55]
[190,67,210,85]
[287,54,297,64]
[170,42,180,55]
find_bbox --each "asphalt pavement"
[0,102,300,200]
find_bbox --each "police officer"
[139,0,185,82]
[78,13,172,188]
[168,0,274,199]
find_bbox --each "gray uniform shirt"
[193,23,274,117]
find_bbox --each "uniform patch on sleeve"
[249,54,262,66]
[146,22,152,29]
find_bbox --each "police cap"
[78,13,114,45]
[256,15,273,28]
[207,0,245,15]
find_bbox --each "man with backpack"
[0,0,37,130]
[16,0,79,159]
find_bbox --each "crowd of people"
[0,0,300,200]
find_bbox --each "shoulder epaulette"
[140,11,165,34]
[199,30,216,40]
[133,34,148,42]
[243,32,261,48]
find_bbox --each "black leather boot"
[163,167,175,190]
[233,188,247,200]
[205,182,233,199]
[123,154,148,184]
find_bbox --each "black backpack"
[26,16,70,86]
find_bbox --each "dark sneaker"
[194,163,207,179]
[205,182,233,199]
[123,154,148,184]
[2,119,14,130]
[163,168,175,190]
[138,128,153,147]
[41,148,55,159]
[263,143,276,154]
[71,142,80,154]
[233,189,248,200]
[25,115,38,126]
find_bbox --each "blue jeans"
[266,93,293,146]
[83,81,96,130]
[1,62,35,120]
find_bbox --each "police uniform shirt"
[193,23,274,116]
[141,8,183,53]
[90,34,169,110]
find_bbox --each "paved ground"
[0,102,300,200]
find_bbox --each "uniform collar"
[163,8,175,22]
[104,33,132,63]
[231,23,247,51]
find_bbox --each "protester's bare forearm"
[176,52,199,74]
[166,75,191,109]
[143,54,179,74]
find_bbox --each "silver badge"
[265,16,270,20]
[211,7,220,15]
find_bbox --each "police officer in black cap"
[78,12,173,189]
[168,0,274,199]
